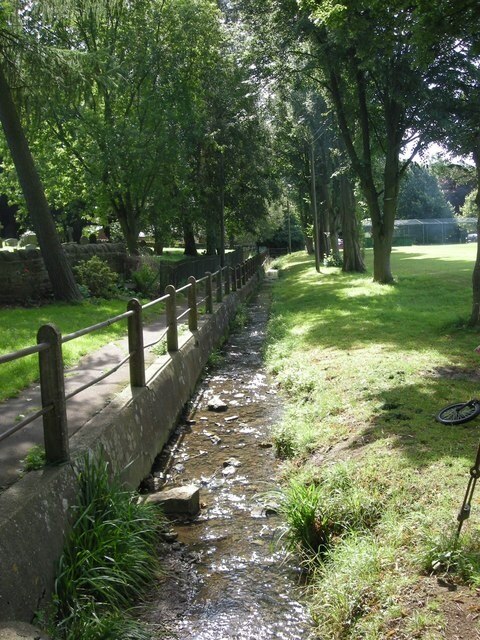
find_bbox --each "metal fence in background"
[158,247,245,291]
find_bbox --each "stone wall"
[0,244,127,305]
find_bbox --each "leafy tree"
[430,159,475,214]
[237,0,446,282]
[460,190,478,218]
[397,164,453,220]
[36,0,215,255]
[4,0,273,261]
[0,8,81,301]
[187,16,277,263]
[414,1,480,323]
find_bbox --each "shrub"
[206,348,225,369]
[21,445,46,471]
[131,261,159,298]
[422,529,480,587]
[323,254,343,268]
[272,425,297,459]
[50,455,164,639]
[73,256,118,299]
[229,303,248,332]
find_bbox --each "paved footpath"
[0,318,170,491]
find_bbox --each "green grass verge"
[265,244,480,638]
[0,298,157,402]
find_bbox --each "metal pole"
[216,269,223,303]
[287,197,292,254]
[310,140,320,272]
[206,272,213,313]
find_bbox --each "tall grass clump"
[271,463,382,561]
[229,302,249,332]
[49,455,164,639]
[310,534,386,639]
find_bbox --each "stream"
[143,281,314,639]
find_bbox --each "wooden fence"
[0,251,267,465]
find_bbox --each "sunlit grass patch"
[0,298,157,401]
[266,245,480,636]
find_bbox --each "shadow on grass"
[349,375,480,467]
[273,251,478,360]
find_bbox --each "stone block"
[146,484,200,515]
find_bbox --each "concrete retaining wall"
[0,273,262,622]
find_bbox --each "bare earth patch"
[386,576,480,639]
[428,366,480,383]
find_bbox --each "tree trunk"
[219,155,225,268]
[152,222,164,255]
[338,174,365,273]
[205,207,218,256]
[370,145,399,283]
[317,143,333,260]
[114,199,139,255]
[469,140,480,326]
[298,180,313,254]
[326,60,400,283]
[0,62,81,302]
[183,221,198,256]
[310,141,321,271]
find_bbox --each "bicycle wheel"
[436,401,480,425]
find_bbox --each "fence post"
[216,269,223,303]
[231,266,237,292]
[127,298,146,388]
[188,276,198,331]
[242,261,247,286]
[224,267,230,295]
[165,284,178,351]
[206,272,213,313]
[236,264,241,290]
[37,323,69,464]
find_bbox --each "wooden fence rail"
[0,251,267,465]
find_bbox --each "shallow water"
[145,285,314,639]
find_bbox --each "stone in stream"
[161,530,179,543]
[0,623,51,640]
[222,465,237,477]
[146,484,200,515]
[258,441,273,449]
[223,457,241,468]
[207,396,228,412]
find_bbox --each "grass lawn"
[0,298,157,402]
[266,244,480,639]
[157,248,194,263]
[157,247,239,262]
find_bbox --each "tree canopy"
[397,164,453,220]
[3,0,480,310]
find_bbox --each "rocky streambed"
[142,282,314,639]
